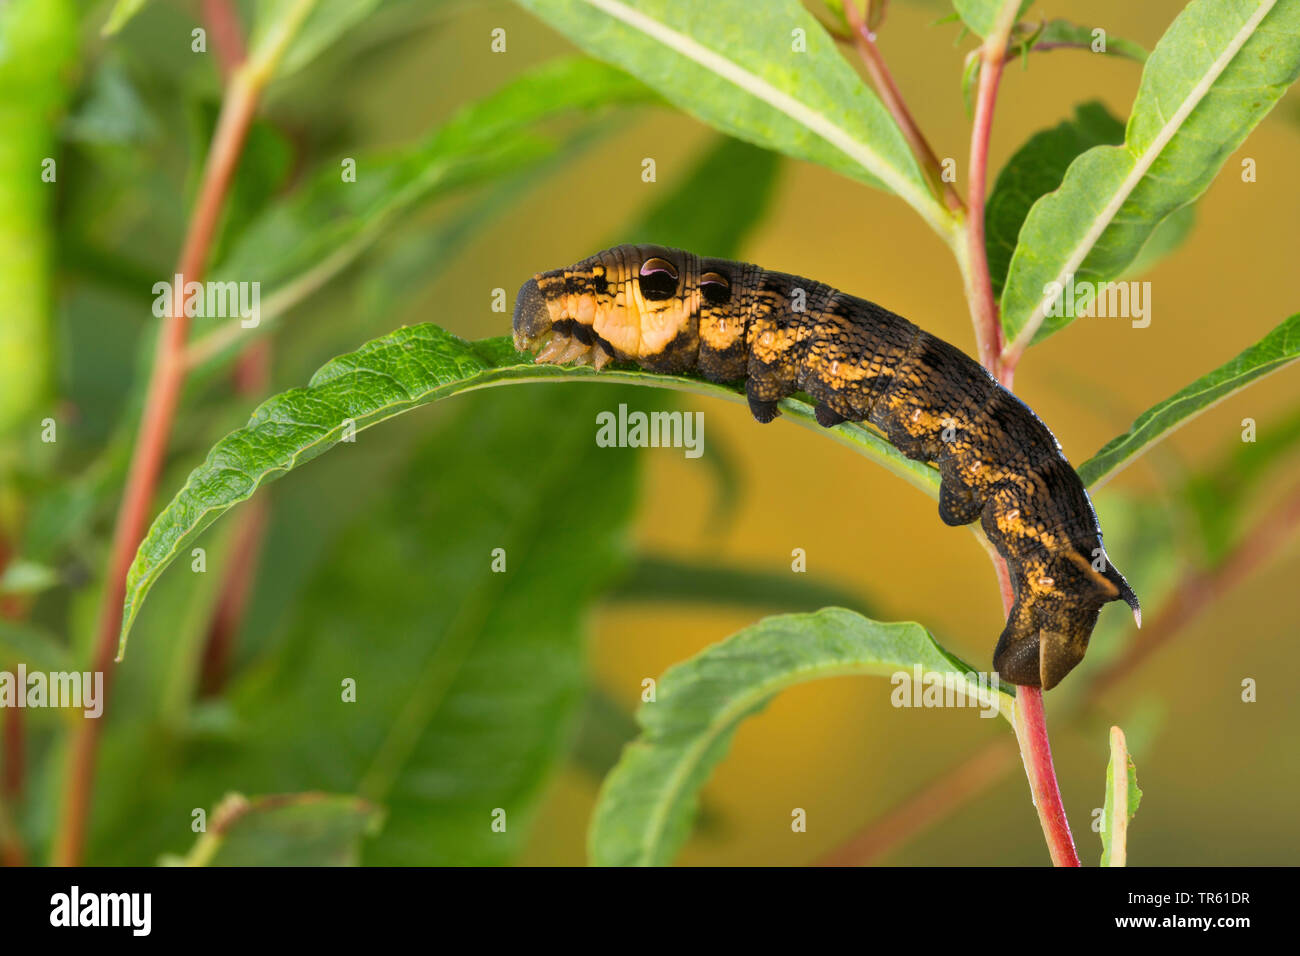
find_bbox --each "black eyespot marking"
[638,256,678,301]
[701,271,731,305]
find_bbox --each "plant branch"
[47,9,304,860]
[1012,684,1080,865]
[203,0,246,81]
[962,6,1019,379]
[0,541,30,864]
[841,1,963,213]
[958,0,1080,866]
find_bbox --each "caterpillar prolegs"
[513,244,1140,689]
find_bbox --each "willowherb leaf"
[1029,19,1147,62]
[165,793,381,866]
[984,101,1196,294]
[1183,404,1300,562]
[588,608,1012,866]
[100,0,148,35]
[119,329,939,655]
[196,56,655,364]
[119,327,937,656]
[985,102,1125,299]
[515,0,952,237]
[260,0,385,80]
[1078,313,1300,488]
[1000,0,1300,355]
[951,0,1032,38]
[1100,727,1142,866]
[609,553,874,616]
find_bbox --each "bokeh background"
[5,0,1298,865]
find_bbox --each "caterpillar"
[512,244,1140,690]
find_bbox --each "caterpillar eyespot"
[700,271,731,306]
[638,256,678,301]
[513,244,1141,690]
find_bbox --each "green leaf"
[1122,202,1196,279]
[1000,0,1300,354]
[1184,403,1300,561]
[101,0,149,36]
[516,0,953,238]
[964,18,1148,108]
[609,553,874,615]
[244,0,323,79]
[166,793,382,866]
[119,328,938,655]
[589,608,1012,865]
[225,387,641,864]
[952,0,1031,38]
[262,0,386,80]
[123,128,781,866]
[1078,313,1300,488]
[0,558,59,597]
[1100,726,1141,866]
[985,101,1192,295]
[985,102,1125,299]
[571,689,727,835]
[189,57,655,369]
[1029,19,1147,63]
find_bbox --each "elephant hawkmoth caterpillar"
[512,244,1140,689]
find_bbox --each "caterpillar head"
[995,550,1140,689]
[514,244,735,372]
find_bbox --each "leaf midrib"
[1005,0,1278,355]
[578,0,955,241]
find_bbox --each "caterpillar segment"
[513,244,1140,690]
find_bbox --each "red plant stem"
[196,0,269,700]
[0,801,22,867]
[0,540,28,863]
[1013,685,1080,865]
[203,0,246,81]
[841,3,964,213]
[50,70,262,868]
[965,35,1010,377]
[960,1,1080,865]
